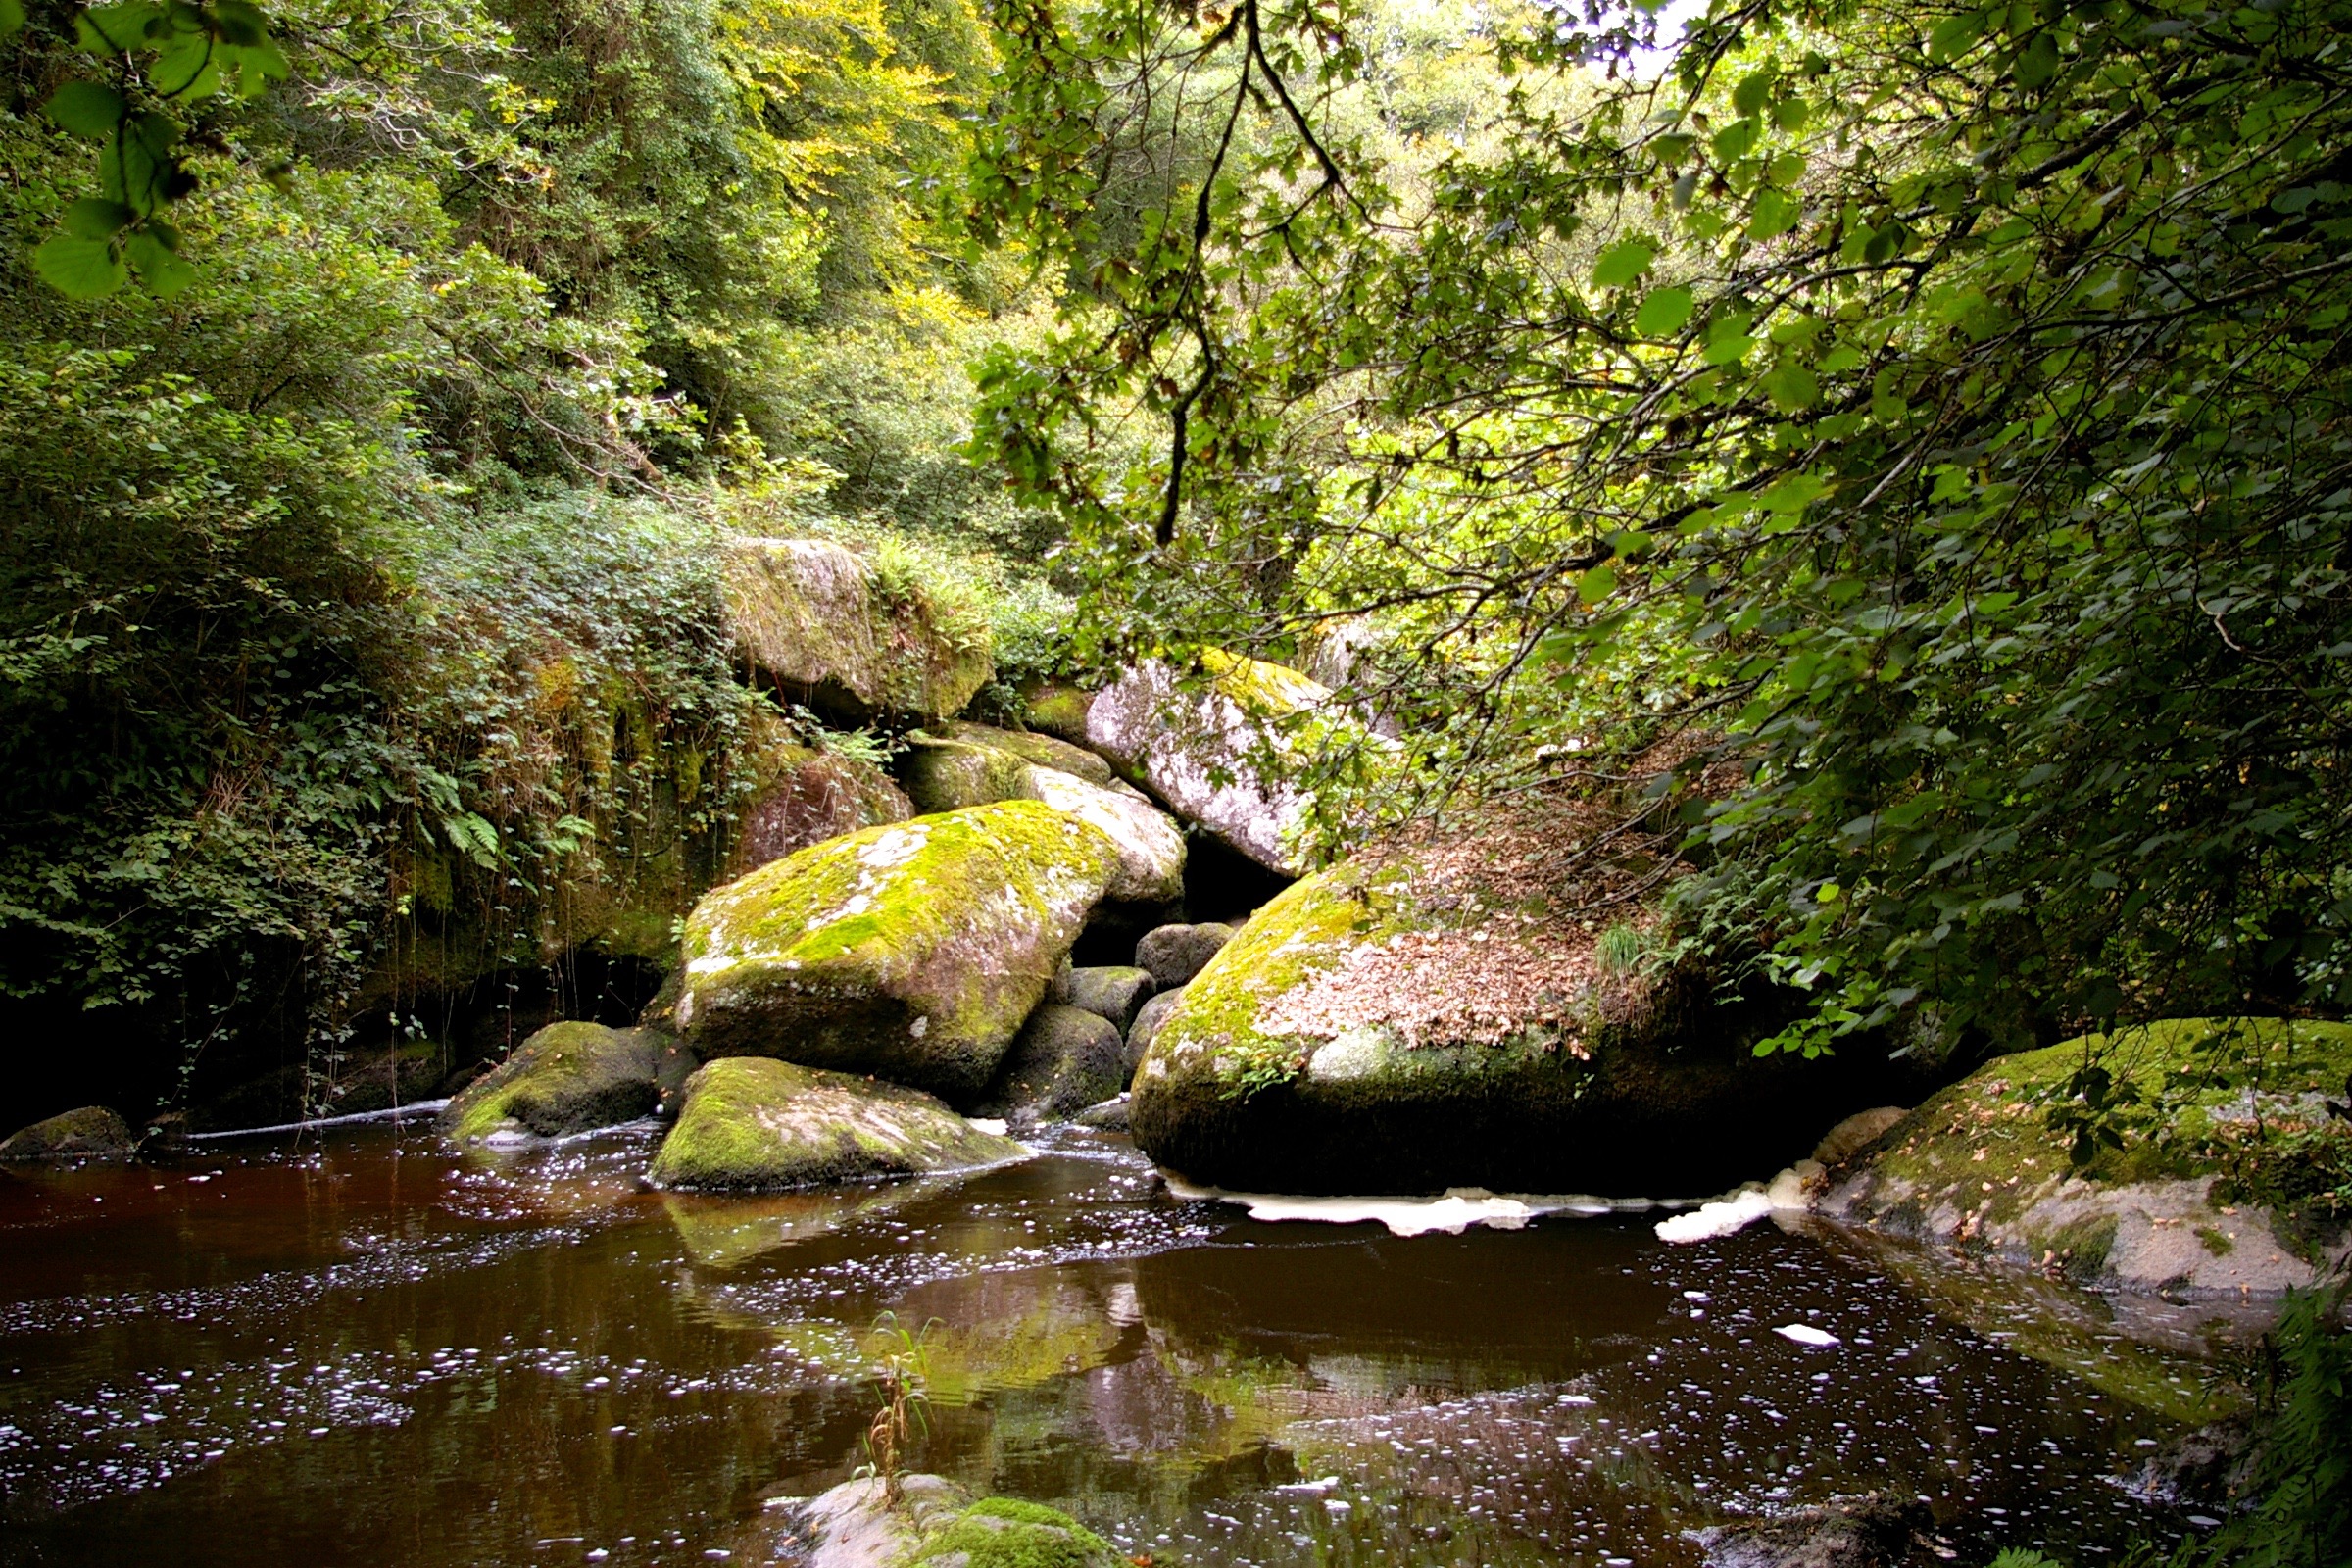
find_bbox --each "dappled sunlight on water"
[0,1120,2236,1567]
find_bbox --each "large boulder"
[676,802,1124,1102]
[901,735,1184,906]
[1085,651,1378,876]
[1128,796,1929,1195]
[646,1057,1026,1191]
[729,719,911,879]
[722,538,991,724]
[1125,987,1186,1071]
[975,1004,1130,1128]
[0,1105,137,1161]
[437,1021,691,1142]
[1020,682,1095,744]
[1817,1018,2352,1297]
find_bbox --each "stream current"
[0,1115,2230,1566]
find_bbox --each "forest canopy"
[4,0,2349,1094]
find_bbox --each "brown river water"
[0,1113,2234,1566]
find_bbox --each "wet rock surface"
[0,1105,138,1161]
[647,1056,1027,1190]
[435,1021,683,1143]
[1694,1495,1941,1568]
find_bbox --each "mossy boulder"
[730,730,911,879]
[1020,682,1095,744]
[1818,1018,2352,1296]
[1125,988,1185,1074]
[903,1496,1122,1568]
[1134,922,1235,989]
[975,1004,1130,1129]
[932,720,1114,787]
[1054,964,1156,1035]
[436,1021,688,1143]
[1085,651,1380,876]
[900,737,1184,907]
[646,1056,1026,1191]
[722,538,992,724]
[1129,827,1927,1196]
[0,1105,137,1161]
[676,802,1125,1101]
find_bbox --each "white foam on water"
[1653,1163,1822,1243]
[1774,1323,1840,1348]
[964,1118,1009,1137]
[1162,1178,1656,1238]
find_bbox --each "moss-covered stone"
[1820,1018,2352,1296]
[1054,964,1155,1035]
[0,1105,137,1161]
[902,1497,1121,1568]
[1130,855,1926,1196]
[1020,682,1094,744]
[900,737,1184,907]
[677,802,1124,1101]
[723,538,993,724]
[436,1021,680,1142]
[932,721,1114,787]
[646,1056,1027,1190]
[1134,922,1235,989]
[975,1004,1129,1128]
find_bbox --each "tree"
[967,0,2352,1054]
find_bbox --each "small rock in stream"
[1693,1494,1941,1568]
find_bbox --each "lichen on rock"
[646,1056,1027,1190]
[900,735,1184,907]
[677,801,1124,1101]
[1818,1017,2352,1297]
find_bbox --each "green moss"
[1152,862,1406,1094]
[647,1055,1025,1189]
[2196,1224,2235,1256]
[902,738,1034,814]
[1198,647,1328,718]
[438,1021,663,1141]
[903,1498,1114,1568]
[1022,684,1092,741]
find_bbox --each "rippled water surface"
[0,1119,2231,1566]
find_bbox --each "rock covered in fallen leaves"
[1129,793,1930,1196]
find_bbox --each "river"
[0,1114,2230,1566]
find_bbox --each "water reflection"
[0,1121,2240,1568]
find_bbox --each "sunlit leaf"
[1592,241,1654,289]
[32,235,125,298]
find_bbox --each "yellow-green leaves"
[1578,564,1617,604]
[1593,240,1655,289]
[1635,285,1694,337]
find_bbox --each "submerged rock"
[1818,1017,2352,1297]
[722,538,991,724]
[976,1004,1130,1128]
[646,1057,1026,1190]
[1129,798,1927,1195]
[1085,651,1374,876]
[1054,964,1156,1035]
[0,1105,137,1161]
[676,802,1124,1102]
[1134,921,1235,990]
[1694,1494,1939,1568]
[662,1181,939,1267]
[437,1021,688,1143]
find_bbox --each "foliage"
[965,0,2352,1061]
[855,1310,934,1508]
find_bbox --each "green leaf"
[0,0,23,36]
[32,235,126,298]
[2014,32,2059,89]
[1750,188,1800,240]
[76,2,163,53]
[1579,564,1617,604]
[45,81,127,139]
[1759,472,1829,513]
[1592,241,1654,289]
[1928,9,1986,61]
[1711,119,1758,162]
[62,197,134,241]
[1765,362,1820,411]
[125,228,195,297]
[1634,285,1693,337]
[1773,97,1810,132]
[1732,70,1774,118]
